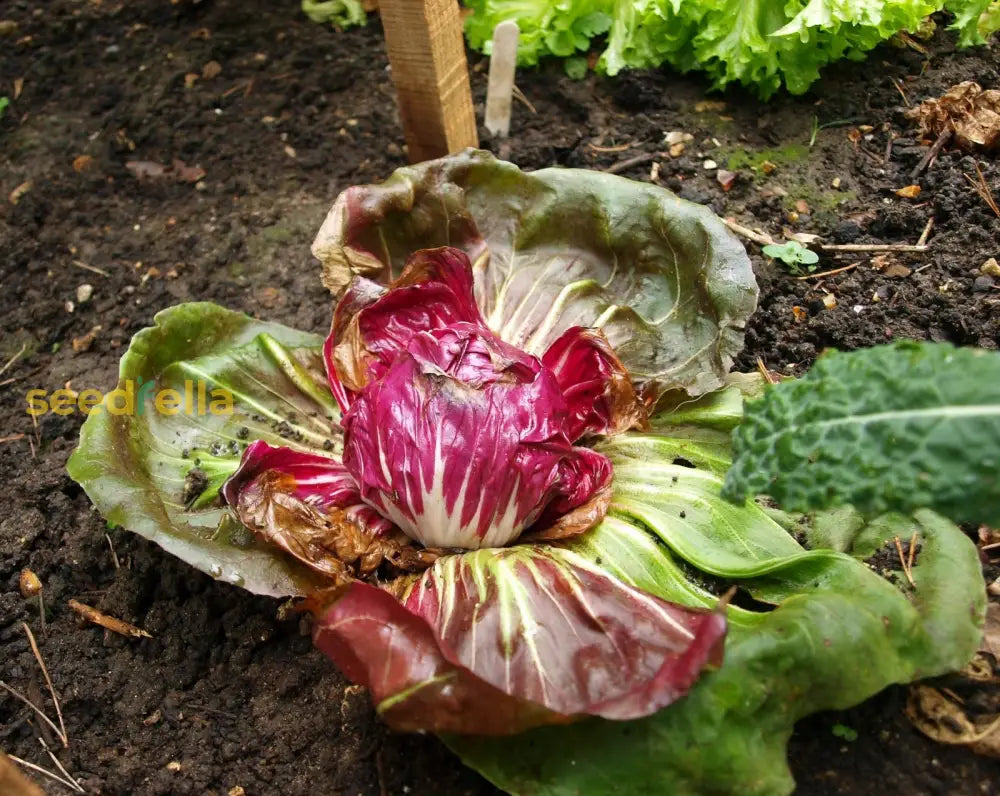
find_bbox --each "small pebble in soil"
[76,283,93,303]
[833,220,861,243]
[973,275,995,292]
[678,185,712,204]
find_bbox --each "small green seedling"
[762,240,819,275]
[0,97,10,120]
[831,723,858,742]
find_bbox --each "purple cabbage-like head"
[325,247,645,550]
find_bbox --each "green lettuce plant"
[67,151,984,794]
[463,0,1000,98]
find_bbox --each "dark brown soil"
[2,1,998,794]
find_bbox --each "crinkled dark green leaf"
[67,303,341,596]
[311,149,757,400]
[447,375,985,795]
[723,341,1000,526]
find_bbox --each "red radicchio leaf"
[541,326,649,440]
[312,546,727,734]
[324,247,484,411]
[340,327,613,549]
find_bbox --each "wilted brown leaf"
[202,60,222,79]
[896,184,922,199]
[884,263,912,278]
[183,72,198,89]
[233,470,438,582]
[72,325,102,353]
[906,81,1000,151]
[907,683,1000,758]
[72,154,94,172]
[13,77,23,99]
[0,752,44,796]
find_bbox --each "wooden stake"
[379,0,478,162]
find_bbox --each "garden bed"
[1,1,998,793]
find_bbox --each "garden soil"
[2,1,998,794]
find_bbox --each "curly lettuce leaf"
[723,341,1000,526]
[302,0,367,28]
[312,149,758,400]
[945,0,1000,45]
[465,0,995,98]
[66,303,340,596]
[465,1,612,64]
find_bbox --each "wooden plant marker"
[484,20,519,138]
[379,0,478,162]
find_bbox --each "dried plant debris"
[906,81,1000,151]
[907,603,1000,758]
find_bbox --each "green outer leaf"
[448,508,983,796]
[447,375,985,795]
[67,303,340,597]
[311,149,758,399]
[723,341,1000,526]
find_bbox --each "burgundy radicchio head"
[331,248,642,549]
[221,247,727,734]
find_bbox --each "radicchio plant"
[221,245,727,733]
[66,152,985,791]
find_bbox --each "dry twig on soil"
[722,218,776,246]
[910,128,952,179]
[67,599,152,639]
[820,243,928,253]
[22,623,67,746]
[795,263,858,280]
[916,217,935,246]
[6,753,78,794]
[604,152,660,174]
[894,536,916,588]
[0,343,27,378]
[70,260,108,277]
[965,162,1000,218]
